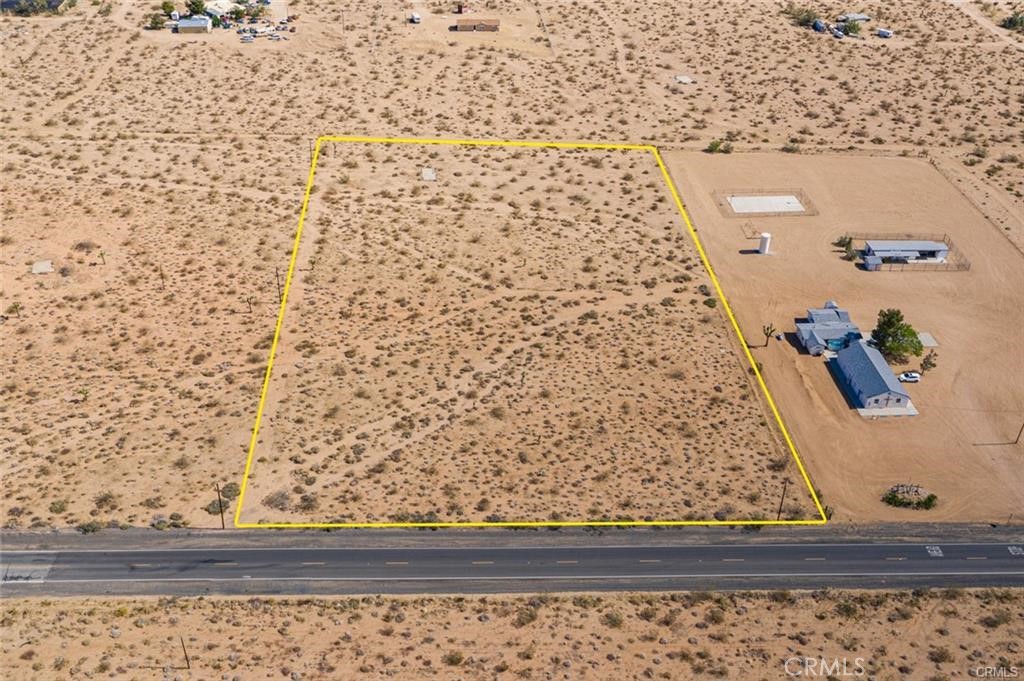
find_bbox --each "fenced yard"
[845,232,971,272]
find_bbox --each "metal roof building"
[865,240,949,262]
[834,340,910,409]
[177,15,212,33]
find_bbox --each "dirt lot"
[667,151,1024,523]
[238,142,815,525]
[1,0,1022,529]
[3,589,1022,680]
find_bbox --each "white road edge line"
[16,571,1024,584]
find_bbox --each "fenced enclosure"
[844,232,971,272]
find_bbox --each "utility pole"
[180,636,191,670]
[214,482,225,530]
[776,479,789,521]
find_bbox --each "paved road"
[3,541,1022,596]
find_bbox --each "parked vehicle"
[898,372,921,383]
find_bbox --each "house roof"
[807,306,852,324]
[178,16,211,27]
[836,340,909,402]
[796,320,860,347]
[865,240,947,253]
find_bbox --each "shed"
[476,19,499,31]
[178,15,212,33]
[420,167,437,182]
[838,13,871,22]
[834,340,910,409]
[455,18,476,31]
[876,28,893,38]
[32,260,54,275]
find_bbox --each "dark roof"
[836,341,909,404]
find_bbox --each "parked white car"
[898,372,921,383]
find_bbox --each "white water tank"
[758,232,772,255]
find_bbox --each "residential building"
[795,300,862,355]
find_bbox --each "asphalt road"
[3,540,1023,596]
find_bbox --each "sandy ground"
[668,152,1024,523]
[238,143,814,525]
[1,0,1022,529]
[2,589,1022,680]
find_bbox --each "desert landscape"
[1,0,1022,530]
[237,141,816,525]
[3,589,1022,679]
[668,152,1024,523]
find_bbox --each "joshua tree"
[762,323,777,347]
[920,350,938,374]
[5,302,22,319]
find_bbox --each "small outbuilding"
[177,15,212,33]
[837,12,871,22]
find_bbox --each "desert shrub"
[220,482,241,500]
[601,611,624,628]
[263,490,291,511]
[928,647,954,664]
[979,609,1012,629]
[94,491,118,511]
[783,2,819,26]
[441,651,464,666]
[77,520,103,534]
[514,607,538,627]
[48,500,67,514]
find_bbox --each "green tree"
[160,0,174,14]
[762,323,777,347]
[148,12,167,29]
[842,20,861,36]
[871,309,923,363]
[186,0,204,16]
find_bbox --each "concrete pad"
[31,260,54,274]
[856,400,919,418]
[421,167,437,181]
[727,195,805,214]
[918,331,939,347]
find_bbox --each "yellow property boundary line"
[233,135,828,528]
